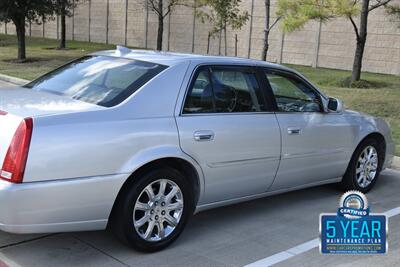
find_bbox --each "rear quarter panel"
[25,112,180,182]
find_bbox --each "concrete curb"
[0,73,29,86]
[392,156,400,170]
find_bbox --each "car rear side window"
[183,70,215,113]
[25,56,167,107]
[183,66,266,114]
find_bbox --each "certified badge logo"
[338,191,369,219]
[320,191,388,254]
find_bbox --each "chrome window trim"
[273,111,344,115]
[180,111,276,117]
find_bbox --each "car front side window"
[265,70,322,112]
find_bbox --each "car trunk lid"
[0,86,104,118]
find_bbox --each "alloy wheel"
[356,146,378,188]
[133,179,184,242]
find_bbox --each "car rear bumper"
[0,174,128,234]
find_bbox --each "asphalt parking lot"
[1,80,400,267]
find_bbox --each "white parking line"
[244,206,400,267]
[384,206,400,218]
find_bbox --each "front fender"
[346,110,395,169]
[374,117,395,169]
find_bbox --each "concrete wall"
[1,0,400,75]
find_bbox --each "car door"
[262,68,355,191]
[175,65,281,204]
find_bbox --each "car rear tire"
[341,138,384,193]
[111,168,194,252]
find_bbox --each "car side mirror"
[327,97,343,113]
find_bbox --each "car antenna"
[116,45,131,55]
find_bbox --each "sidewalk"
[0,73,28,86]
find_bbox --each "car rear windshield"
[24,56,167,107]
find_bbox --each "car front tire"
[111,167,194,252]
[341,138,384,193]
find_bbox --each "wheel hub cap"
[133,179,184,242]
[356,146,378,188]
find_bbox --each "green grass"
[0,34,399,156]
[0,34,117,80]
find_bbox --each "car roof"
[91,46,292,72]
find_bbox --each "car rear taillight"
[0,110,7,115]
[0,118,33,183]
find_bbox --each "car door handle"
[194,131,215,141]
[287,127,301,135]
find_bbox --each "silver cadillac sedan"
[0,47,395,252]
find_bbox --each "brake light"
[0,110,7,115]
[0,118,33,183]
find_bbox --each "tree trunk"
[224,26,227,56]
[352,37,367,82]
[207,32,211,54]
[59,8,66,49]
[156,0,164,50]
[218,29,222,55]
[234,34,238,56]
[14,18,26,61]
[262,0,270,61]
[351,0,369,83]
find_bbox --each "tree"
[261,0,281,61]
[386,4,400,22]
[53,0,79,49]
[147,0,185,50]
[196,0,249,56]
[0,0,54,61]
[277,0,394,83]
